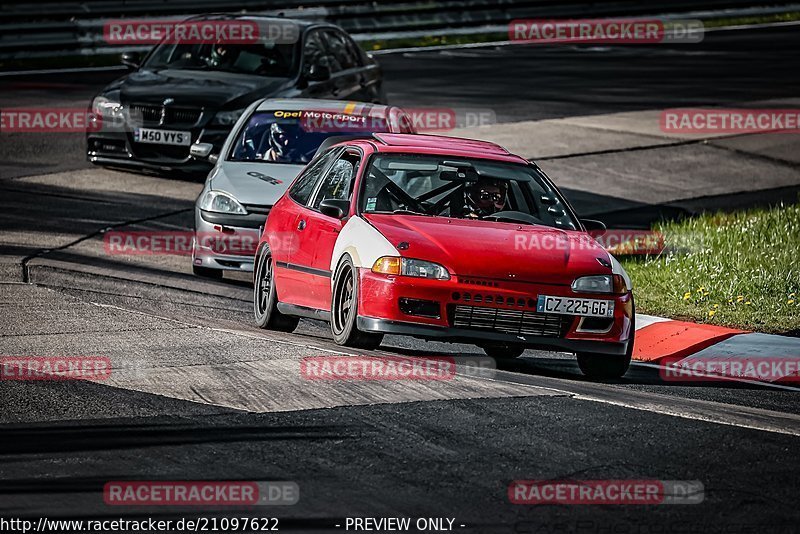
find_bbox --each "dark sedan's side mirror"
[319,199,349,219]
[307,64,331,82]
[582,219,607,234]
[121,52,142,70]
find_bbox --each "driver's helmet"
[466,177,508,216]
[209,42,232,66]
[268,122,297,161]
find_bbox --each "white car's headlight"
[572,274,626,294]
[199,190,247,215]
[91,95,123,119]
[211,108,246,126]
[372,257,450,280]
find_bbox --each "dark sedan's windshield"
[229,110,390,165]
[144,41,297,77]
[360,154,578,230]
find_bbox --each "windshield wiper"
[392,209,431,216]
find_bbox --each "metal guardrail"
[1,0,796,61]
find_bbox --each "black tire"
[253,248,299,332]
[192,264,223,279]
[576,299,635,380]
[479,343,526,359]
[331,256,384,349]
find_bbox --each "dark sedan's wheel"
[331,256,383,349]
[192,265,223,279]
[253,248,299,332]
[576,299,635,380]
[479,343,526,359]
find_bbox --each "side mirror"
[121,52,142,69]
[190,143,213,159]
[319,198,349,219]
[582,219,607,234]
[190,142,219,164]
[307,64,331,82]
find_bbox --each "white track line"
[631,361,800,392]
[91,301,800,435]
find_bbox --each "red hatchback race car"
[253,133,635,378]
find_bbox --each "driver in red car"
[465,178,508,218]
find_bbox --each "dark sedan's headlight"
[90,95,124,130]
[91,95,123,119]
[210,108,246,126]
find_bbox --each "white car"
[190,98,414,278]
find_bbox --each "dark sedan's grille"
[450,304,571,338]
[129,104,203,127]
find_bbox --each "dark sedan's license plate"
[537,295,614,317]
[134,128,191,146]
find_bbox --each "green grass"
[620,203,800,335]
[703,11,800,28]
[361,32,508,52]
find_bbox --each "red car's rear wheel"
[253,247,299,333]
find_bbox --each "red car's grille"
[450,304,571,338]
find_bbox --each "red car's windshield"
[360,154,578,230]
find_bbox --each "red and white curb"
[634,314,800,385]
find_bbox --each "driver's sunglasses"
[478,190,505,203]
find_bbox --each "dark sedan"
[86,15,385,175]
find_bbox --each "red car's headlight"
[372,256,450,280]
[571,274,627,295]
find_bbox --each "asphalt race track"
[1,23,800,533]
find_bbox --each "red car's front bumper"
[356,269,634,355]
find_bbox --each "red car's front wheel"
[331,256,383,350]
[576,298,635,380]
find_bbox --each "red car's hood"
[364,214,612,285]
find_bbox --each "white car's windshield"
[360,154,578,229]
[230,111,390,165]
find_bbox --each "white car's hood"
[211,162,305,207]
